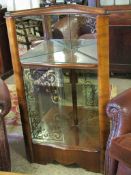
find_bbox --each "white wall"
[100,0,130,6]
[0,0,7,7]
[0,0,40,11]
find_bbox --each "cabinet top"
[5,4,131,26]
[5,4,106,18]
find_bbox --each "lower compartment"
[32,143,101,173]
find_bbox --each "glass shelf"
[20,39,97,66]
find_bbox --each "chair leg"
[0,119,11,171]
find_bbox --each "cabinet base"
[32,143,101,173]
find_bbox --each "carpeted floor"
[10,139,101,175]
[5,85,23,142]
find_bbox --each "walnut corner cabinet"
[5,5,111,173]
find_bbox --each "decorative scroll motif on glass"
[84,80,98,106]
[23,68,98,144]
[31,69,64,104]
[30,69,98,107]
[23,69,41,135]
[23,68,64,143]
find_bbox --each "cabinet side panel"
[6,17,34,162]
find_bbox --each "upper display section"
[16,12,98,67]
[5,5,111,68]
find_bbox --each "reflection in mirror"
[15,15,44,55]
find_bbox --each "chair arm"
[106,88,131,140]
[0,79,11,118]
[104,88,131,175]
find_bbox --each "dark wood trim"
[0,45,3,75]
[21,63,98,69]
[96,0,100,7]
[0,8,12,78]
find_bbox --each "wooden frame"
[6,4,110,173]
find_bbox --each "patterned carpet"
[5,84,23,142]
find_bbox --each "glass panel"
[100,0,114,6]
[20,39,97,65]
[115,0,129,5]
[15,15,44,55]
[23,68,99,150]
[100,0,130,6]
[16,14,97,65]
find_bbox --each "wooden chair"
[0,79,11,171]
[105,88,131,175]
